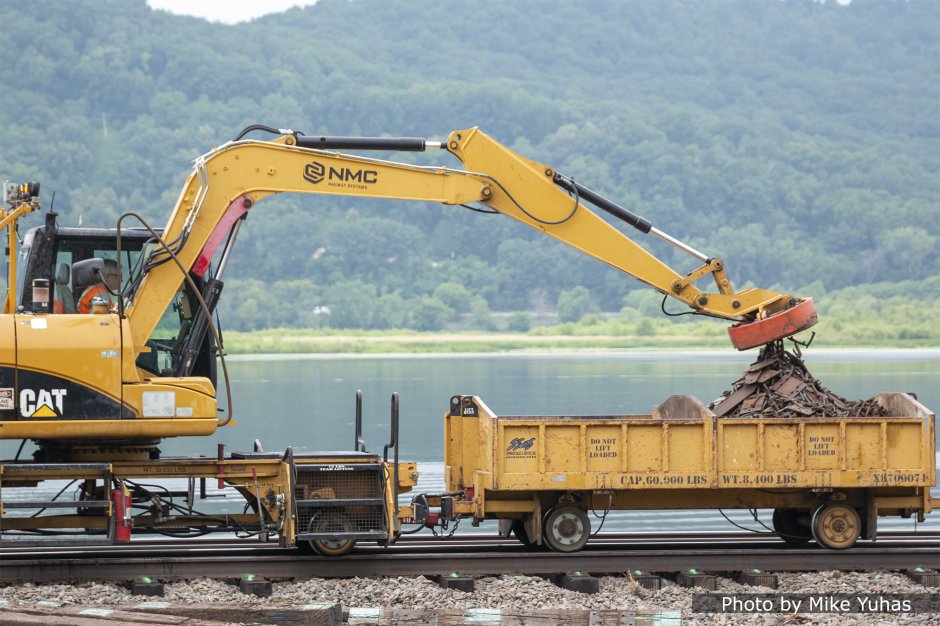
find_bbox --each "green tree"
[876,227,937,282]
[469,296,496,330]
[373,291,408,328]
[324,280,376,329]
[433,282,473,312]
[557,286,596,323]
[409,296,453,331]
[506,312,532,332]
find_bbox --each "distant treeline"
[1,0,937,333]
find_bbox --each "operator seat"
[55,263,76,313]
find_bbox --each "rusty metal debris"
[709,341,887,419]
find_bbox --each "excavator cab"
[3,211,220,461]
[15,213,151,314]
[14,214,218,386]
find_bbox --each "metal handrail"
[383,393,400,521]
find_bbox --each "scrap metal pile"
[709,341,887,419]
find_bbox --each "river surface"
[3,349,939,534]
[202,349,940,460]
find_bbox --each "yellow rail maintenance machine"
[2,125,817,551]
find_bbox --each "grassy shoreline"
[222,328,940,354]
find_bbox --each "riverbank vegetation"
[222,277,940,354]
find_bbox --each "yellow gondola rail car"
[423,394,938,551]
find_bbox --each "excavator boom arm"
[125,127,814,354]
[0,125,817,446]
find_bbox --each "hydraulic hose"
[116,212,234,427]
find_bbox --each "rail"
[0,533,936,583]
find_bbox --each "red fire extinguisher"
[112,482,132,543]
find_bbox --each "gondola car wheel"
[811,503,861,550]
[543,506,590,552]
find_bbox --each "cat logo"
[20,388,67,418]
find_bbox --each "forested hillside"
[1,0,937,334]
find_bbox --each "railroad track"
[1,529,936,554]
[2,531,937,583]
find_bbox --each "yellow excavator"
[1,126,817,462]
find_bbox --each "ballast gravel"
[0,571,936,625]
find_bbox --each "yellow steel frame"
[0,456,417,546]
[127,129,790,354]
[1,198,38,314]
[445,395,937,525]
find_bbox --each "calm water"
[199,349,940,461]
[3,349,939,533]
